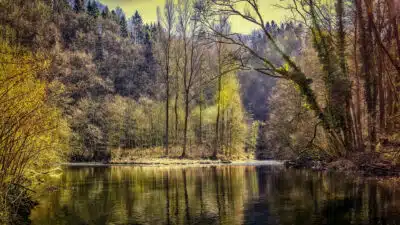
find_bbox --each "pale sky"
[99,0,288,34]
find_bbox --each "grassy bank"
[109,146,255,165]
[110,158,231,165]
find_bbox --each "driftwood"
[285,154,400,177]
[359,163,400,176]
[284,157,326,171]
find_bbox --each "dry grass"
[377,177,400,189]
[110,146,254,164]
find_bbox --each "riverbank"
[108,147,255,163]
[65,159,284,167]
[284,153,400,177]
[67,146,280,167]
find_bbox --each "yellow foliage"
[217,72,247,156]
[0,40,69,188]
[219,72,242,109]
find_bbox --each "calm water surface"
[30,163,400,225]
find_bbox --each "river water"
[30,163,400,225]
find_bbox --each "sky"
[99,0,288,34]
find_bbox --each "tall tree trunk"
[221,111,225,155]
[180,22,189,158]
[386,75,394,132]
[213,45,222,159]
[376,3,385,133]
[307,0,349,155]
[353,12,364,151]
[175,73,179,145]
[337,0,355,152]
[165,54,170,156]
[366,0,378,151]
[198,69,203,146]
[394,19,400,61]
[390,11,400,132]
[378,51,385,133]
[182,91,189,158]
[357,0,377,151]
[199,94,203,145]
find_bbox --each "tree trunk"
[356,0,377,151]
[174,74,179,145]
[181,91,189,158]
[366,0,378,151]
[353,11,364,150]
[199,94,203,145]
[378,50,385,132]
[165,59,170,156]
[337,0,355,152]
[213,53,222,159]
[180,21,188,158]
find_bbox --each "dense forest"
[0,0,399,223]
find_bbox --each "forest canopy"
[0,0,399,223]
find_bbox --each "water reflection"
[30,165,400,225]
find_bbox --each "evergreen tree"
[111,10,118,23]
[73,0,83,13]
[101,6,110,19]
[119,16,128,38]
[92,1,100,17]
[86,1,93,14]
[87,1,99,18]
[132,10,143,25]
[142,25,151,45]
[132,11,143,44]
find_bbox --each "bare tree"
[157,0,176,156]
[176,0,206,157]
[198,0,353,155]
[209,16,240,158]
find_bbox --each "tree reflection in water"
[30,165,400,225]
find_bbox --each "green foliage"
[246,120,261,154]
[215,72,248,157]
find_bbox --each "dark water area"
[30,164,400,225]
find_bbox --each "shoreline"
[62,159,285,167]
[63,158,400,178]
[284,157,400,177]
